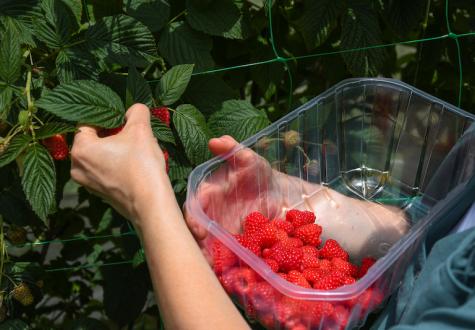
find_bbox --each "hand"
[70,103,168,225]
[185,136,409,261]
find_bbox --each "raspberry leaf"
[0,134,31,168]
[208,100,270,141]
[151,117,175,145]
[36,80,125,128]
[21,143,56,223]
[186,0,251,39]
[126,66,153,108]
[0,319,30,329]
[173,104,212,165]
[183,76,237,114]
[35,122,76,140]
[0,25,22,84]
[159,21,214,70]
[123,0,170,32]
[156,64,194,106]
[86,15,158,67]
[55,48,99,83]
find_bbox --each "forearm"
[135,176,249,330]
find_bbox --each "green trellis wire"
[16,0,474,273]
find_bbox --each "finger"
[209,135,263,169]
[74,125,99,143]
[124,103,151,127]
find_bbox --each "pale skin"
[71,103,408,330]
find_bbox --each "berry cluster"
[212,209,381,329]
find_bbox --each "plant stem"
[168,10,187,25]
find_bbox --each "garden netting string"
[10,0,475,273]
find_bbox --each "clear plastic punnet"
[185,78,475,329]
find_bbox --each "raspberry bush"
[0,0,473,328]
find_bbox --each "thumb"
[124,103,151,128]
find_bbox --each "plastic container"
[185,78,475,329]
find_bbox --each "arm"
[70,104,249,330]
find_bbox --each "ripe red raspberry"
[358,257,377,278]
[280,237,304,249]
[272,219,294,234]
[330,305,350,329]
[269,243,303,272]
[277,272,289,281]
[313,272,346,290]
[248,282,275,310]
[162,149,169,173]
[243,211,269,235]
[308,301,334,326]
[301,253,320,269]
[275,297,302,326]
[151,106,170,126]
[42,134,68,160]
[246,223,278,249]
[264,258,279,273]
[319,239,349,261]
[302,268,326,284]
[287,270,311,288]
[345,288,384,316]
[235,234,261,256]
[285,209,315,228]
[316,259,332,273]
[331,257,358,277]
[342,276,356,285]
[275,229,289,242]
[99,125,124,137]
[221,267,257,297]
[212,240,237,274]
[294,223,322,246]
[302,245,319,258]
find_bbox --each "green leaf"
[132,248,145,267]
[0,319,30,330]
[96,208,113,234]
[0,0,39,46]
[208,99,270,141]
[55,47,100,83]
[340,3,387,76]
[36,80,125,128]
[186,0,251,39]
[173,104,212,164]
[62,0,82,24]
[157,64,194,106]
[293,0,343,50]
[21,143,56,223]
[0,25,22,84]
[0,134,31,168]
[383,0,426,37]
[168,157,192,181]
[6,261,43,279]
[151,117,175,145]
[0,85,13,116]
[123,0,170,32]
[34,0,79,49]
[86,14,158,67]
[159,21,214,70]
[35,122,76,139]
[183,76,237,114]
[126,66,153,108]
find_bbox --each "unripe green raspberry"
[283,130,300,149]
[7,226,27,245]
[11,283,34,306]
[18,110,29,126]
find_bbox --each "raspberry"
[11,282,34,306]
[302,268,326,284]
[212,240,237,274]
[331,258,358,277]
[281,237,304,249]
[248,282,275,311]
[283,130,301,149]
[330,305,350,329]
[277,272,289,281]
[308,301,334,325]
[275,229,289,242]
[316,259,332,273]
[346,288,384,316]
[272,219,294,234]
[162,149,169,173]
[301,253,320,269]
[221,267,256,297]
[99,125,124,137]
[235,234,261,256]
[247,223,278,249]
[243,211,269,235]
[6,226,27,245]
[313,272,345,290]
[319,239,349,261]
[294,223,322,246]
[287,270,311,288]
[264,258,279,273]
[269,243,303,272]
[151,106,171,126]
[302,245,319,258]
[286,209,315,228]
[275,297,302,326]
[342,276,356,285]
[358,257,377,278]
[42,134,68,160]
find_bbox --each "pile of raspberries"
[211,209,383,330]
